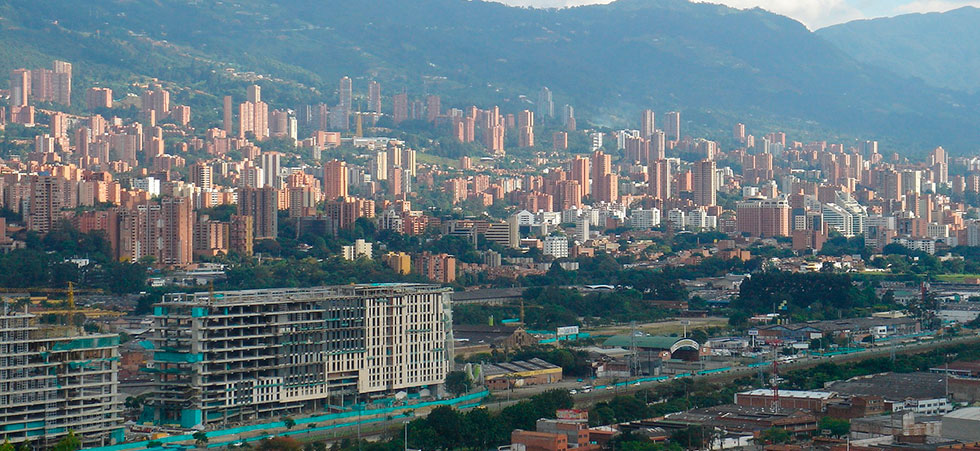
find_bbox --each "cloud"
[893,0,980,14]
[492,0,612,7]
[694,0,865,28]
[492,0,980,28]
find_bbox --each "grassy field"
[417,152,457,168]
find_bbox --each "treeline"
[732,271,886,321]
[405,389,573,450]
[0,222,146,294]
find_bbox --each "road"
[135,334,980,450]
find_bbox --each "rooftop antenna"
[629,321,640,378]
[771,341,780,414]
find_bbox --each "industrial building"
[147,284,453,428]
[0,311,123,447]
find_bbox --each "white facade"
[667,209,686,230]
[630,208,661,229]
[543,235,569,259]
[342,239,373,260]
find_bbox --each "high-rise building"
[339,76,352,111]
[591,150,611,199]
[229,214,254,256]
[537,87,554,119]
[9,69,30,107]
[415,253,457,283]
[190,162,213,190]
[85,87,113,110]
[649,159,672,201]
[142,86,170,119]
[368,81,382,113]
[518,110,534,148]
[571,156,591,198]
[223,95,234,135]
[0,313,123,447]
[553,131,568,150]
[247,84,261,103]
[148,284,453,428]
[323,159,349,200]
[733,123,746,143]
[28,176,65,234]
[692,160,717,207]
[238,186,279,239]
[426,95,441,123]
[641,109,656,139]
[158,197,194,267]
[260,152,282,189]
[561,104,574,127]
[736,196,791,237]
[665,111,681,143]
[393,93,409,124]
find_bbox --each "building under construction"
[148,284,453,428]
[0,311,124,447]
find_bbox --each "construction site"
[146,283,454,429]
[0,307,124,447]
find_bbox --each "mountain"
[1,0,977,153]
[818,7,980,94]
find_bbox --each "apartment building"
[0,312,123,447]
[148,284,453,428]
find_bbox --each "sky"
[493,0,980,29]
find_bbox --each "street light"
[404,420,410,451]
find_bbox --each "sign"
[556,326,580,336]
[747,329,759,336]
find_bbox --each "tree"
[1,440,15,451]
[283,416,296,430]
[193,431,209,448]
[257,437,301,451]
[819,416,850,438]
[445,370,472,397]
[755,428,792,444]
[51,432,81,451]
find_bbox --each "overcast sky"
[493,0,980,29]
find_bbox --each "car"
[569,389,578,395]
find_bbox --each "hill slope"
[818,7,980,94]
[1,0,977,153]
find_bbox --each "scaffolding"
[148,284,453,429]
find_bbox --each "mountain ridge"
[0,0,977,154]
[818,6,980,94]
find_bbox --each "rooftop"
[944,406,980,420]
[827,372,946,400]
[483,358,561,378]
[738,389,837,400]
[602,335,700,351]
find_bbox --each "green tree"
[283,416,296,430]
[445,370,472,397]
[193,431,209,448]
[756,428,792,444]
[51,432,81,451]
[1,439,15,451]
[819,416,850,438]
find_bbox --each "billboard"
[556,326,580,336]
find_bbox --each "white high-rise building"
[543,235,569,259]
